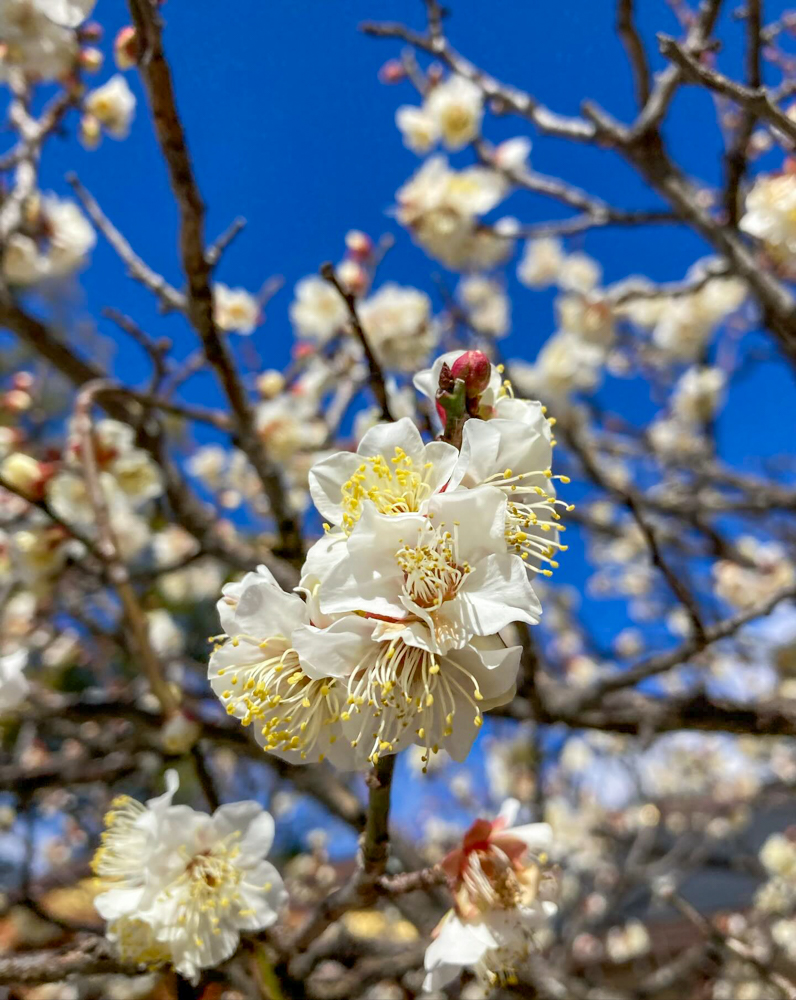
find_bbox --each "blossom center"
[340,447,436,532]
[396,524,470,609]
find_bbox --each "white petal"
[507,822,554,854]
[94,886,145,920]
[308,451,361,524]
[358,416,425,464]
[455,553,542,634]
[218,565,307,639]
[292,614,376,679]
[209,801,275,860]
[318,505,421,618]
[427,485,507,563]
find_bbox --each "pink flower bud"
[79,47,103,73]
[12,372,33,391]
[378,59,406,84]
[79,21,103,42]
[345,229,373,262]
[114,26,139,70]
[450,350,492,399]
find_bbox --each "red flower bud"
[450,350,492,399]
[378,59,406,84]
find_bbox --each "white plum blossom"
[303,486,538,764]
[671,366,726,423]
[309,416,460,532]
[358,283,435,371]
[396,75,482,153]
[0,0,93,80]
[92,770,287,982]
[213,284,260,335]
[289,275,349,343]
[740,171,796,266]
[0,649,29,712]
[423,74,483,150]
[458,275,510,338]
[42,194,96,277]
[83,74,136,141]
[395,104,439,154]
[517,237,565,288]
[208,564,358,766]
[2,234,48,285]
[395,156,511,269]
[509,331,605,402]
[424,799,556,991]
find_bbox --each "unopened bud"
[160,710,201,754]
[114,25,139,70]
[337,258,367,297]
[450,350,492,399]
[257,369,285,399]
[79,113,101,149]
[79,46,103,73]
[0,452,46,498]
[378,59,406,84]
[79,21,103,42]
[345,229,373,262]
[12,372,33,392]
[4,389,31,413]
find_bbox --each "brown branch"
[0,935,134,984]
[67,173,186,312]
[74,379,177,715]
[289,755,397,960]
[657,31,796,147]
[617,0,652,106]
[723,0,763,225]
[128,0,303,562]
[572,582,796,708]
[625,494,706,642]
[320,261,393,421]
[360,19,597,142]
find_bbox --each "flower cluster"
[424,798,557,991]
[92,771,286,982]
[209,351,568,769]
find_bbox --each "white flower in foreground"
[84,74,136,140]
[740,171,796,265]
[454,413,570,576]
[213,284,260,335]
[0,649,29,712]
[308,416,459,533]
[358,283,434,371]
[517,237,565,289]
[424,74,483,150]
[289,276,349,343]
[93,770,286,982]
[302,487,536,764]
[424,798,556,991]
[208,565,362,766]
